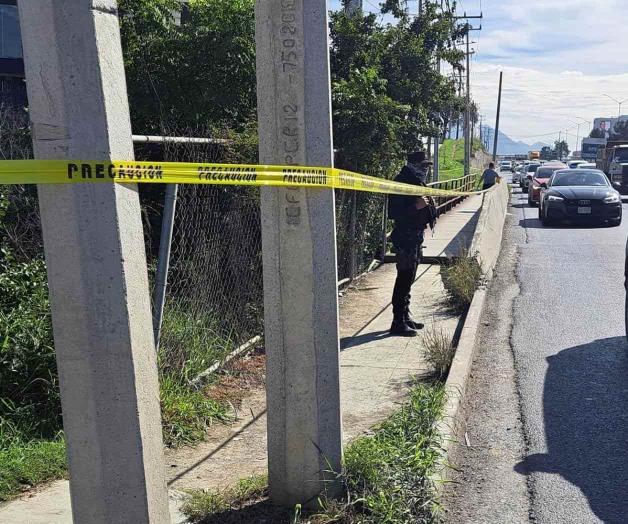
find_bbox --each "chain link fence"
[336,190,387,281]
[1,115,473,386]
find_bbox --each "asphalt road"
[445,176,628,523]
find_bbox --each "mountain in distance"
[477,126,549,156]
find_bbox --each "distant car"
[499,161,513,172]
[539,169,622,227]
[577,162,597,169]
[528,162,568,206]
[521,163,541,192]
[513,166,524,184]
[567,160,588,169]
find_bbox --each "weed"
[160,374,229,447]
[182,474,269,522]
[0,437,66,502]
[181,383,446,524]
[441,255,483,312]
[421,326,456,379]
[159,306,235,383]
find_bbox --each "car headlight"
[547,195,564,202]
[604,194,620,203]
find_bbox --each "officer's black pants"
[391,243,422,321]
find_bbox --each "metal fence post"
[349,191,357,279]
[381,197,388,261]
[152,183,179,350]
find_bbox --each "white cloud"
[469,0,628,146]
[327,0,628,147]
[472,63,628,149]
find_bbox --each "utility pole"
[493,71,503,161]
[18,1,169,523]
[465,26,471,175]
[568,120,581,157]
[344,0,363,14]
[255,0,342,506]
[479,114,483,148]
[455,13,482,176]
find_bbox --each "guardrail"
[428,173,478,213]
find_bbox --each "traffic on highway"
[445,158,628,523]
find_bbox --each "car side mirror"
[540,182,548,189]
[527,174,533,180]
[613,181,621,188]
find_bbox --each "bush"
[441,256,483,311]
[421,326,456,379]
[0,252,60,444]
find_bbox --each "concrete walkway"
[0,192,486,523]
[422,194,483,259]
[0,264,460,523]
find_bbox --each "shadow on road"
[515,337,628,523]
[518,218,610,230]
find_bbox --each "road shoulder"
[442,209,532,523]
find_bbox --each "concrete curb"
[432,186,510,494]
[433,287,487,492]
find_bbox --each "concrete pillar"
[17,2,169,523]
[255,0,343,507]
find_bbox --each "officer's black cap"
[407,151,427,164]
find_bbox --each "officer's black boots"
[390,318,419,337]
[404,313,424,331]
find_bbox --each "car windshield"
[527,165,540,172]
[613,149,628,162]
[551,170,609,187]
[536,167,562,178]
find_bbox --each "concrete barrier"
[470,180,510,278]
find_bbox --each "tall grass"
[421,326,456,379]
[0,438,66,502]
[338,383,446,523]
[182,383,446,524]
[441,255,483,312]
[158,305,234,447]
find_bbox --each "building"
[0,0,26,107]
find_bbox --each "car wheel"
[540,206,552,226]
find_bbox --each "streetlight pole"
[603,94,628,118]
[568,119,581,157]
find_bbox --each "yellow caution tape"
[0,160,483,198]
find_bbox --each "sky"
[329,0,628,151]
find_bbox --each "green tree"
[554,140,570,159]
[329,4,466,176]
[119,0,257,134]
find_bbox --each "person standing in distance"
[479,162,501,190]
[388,151,437,337]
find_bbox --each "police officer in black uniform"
[388,151,437,337]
